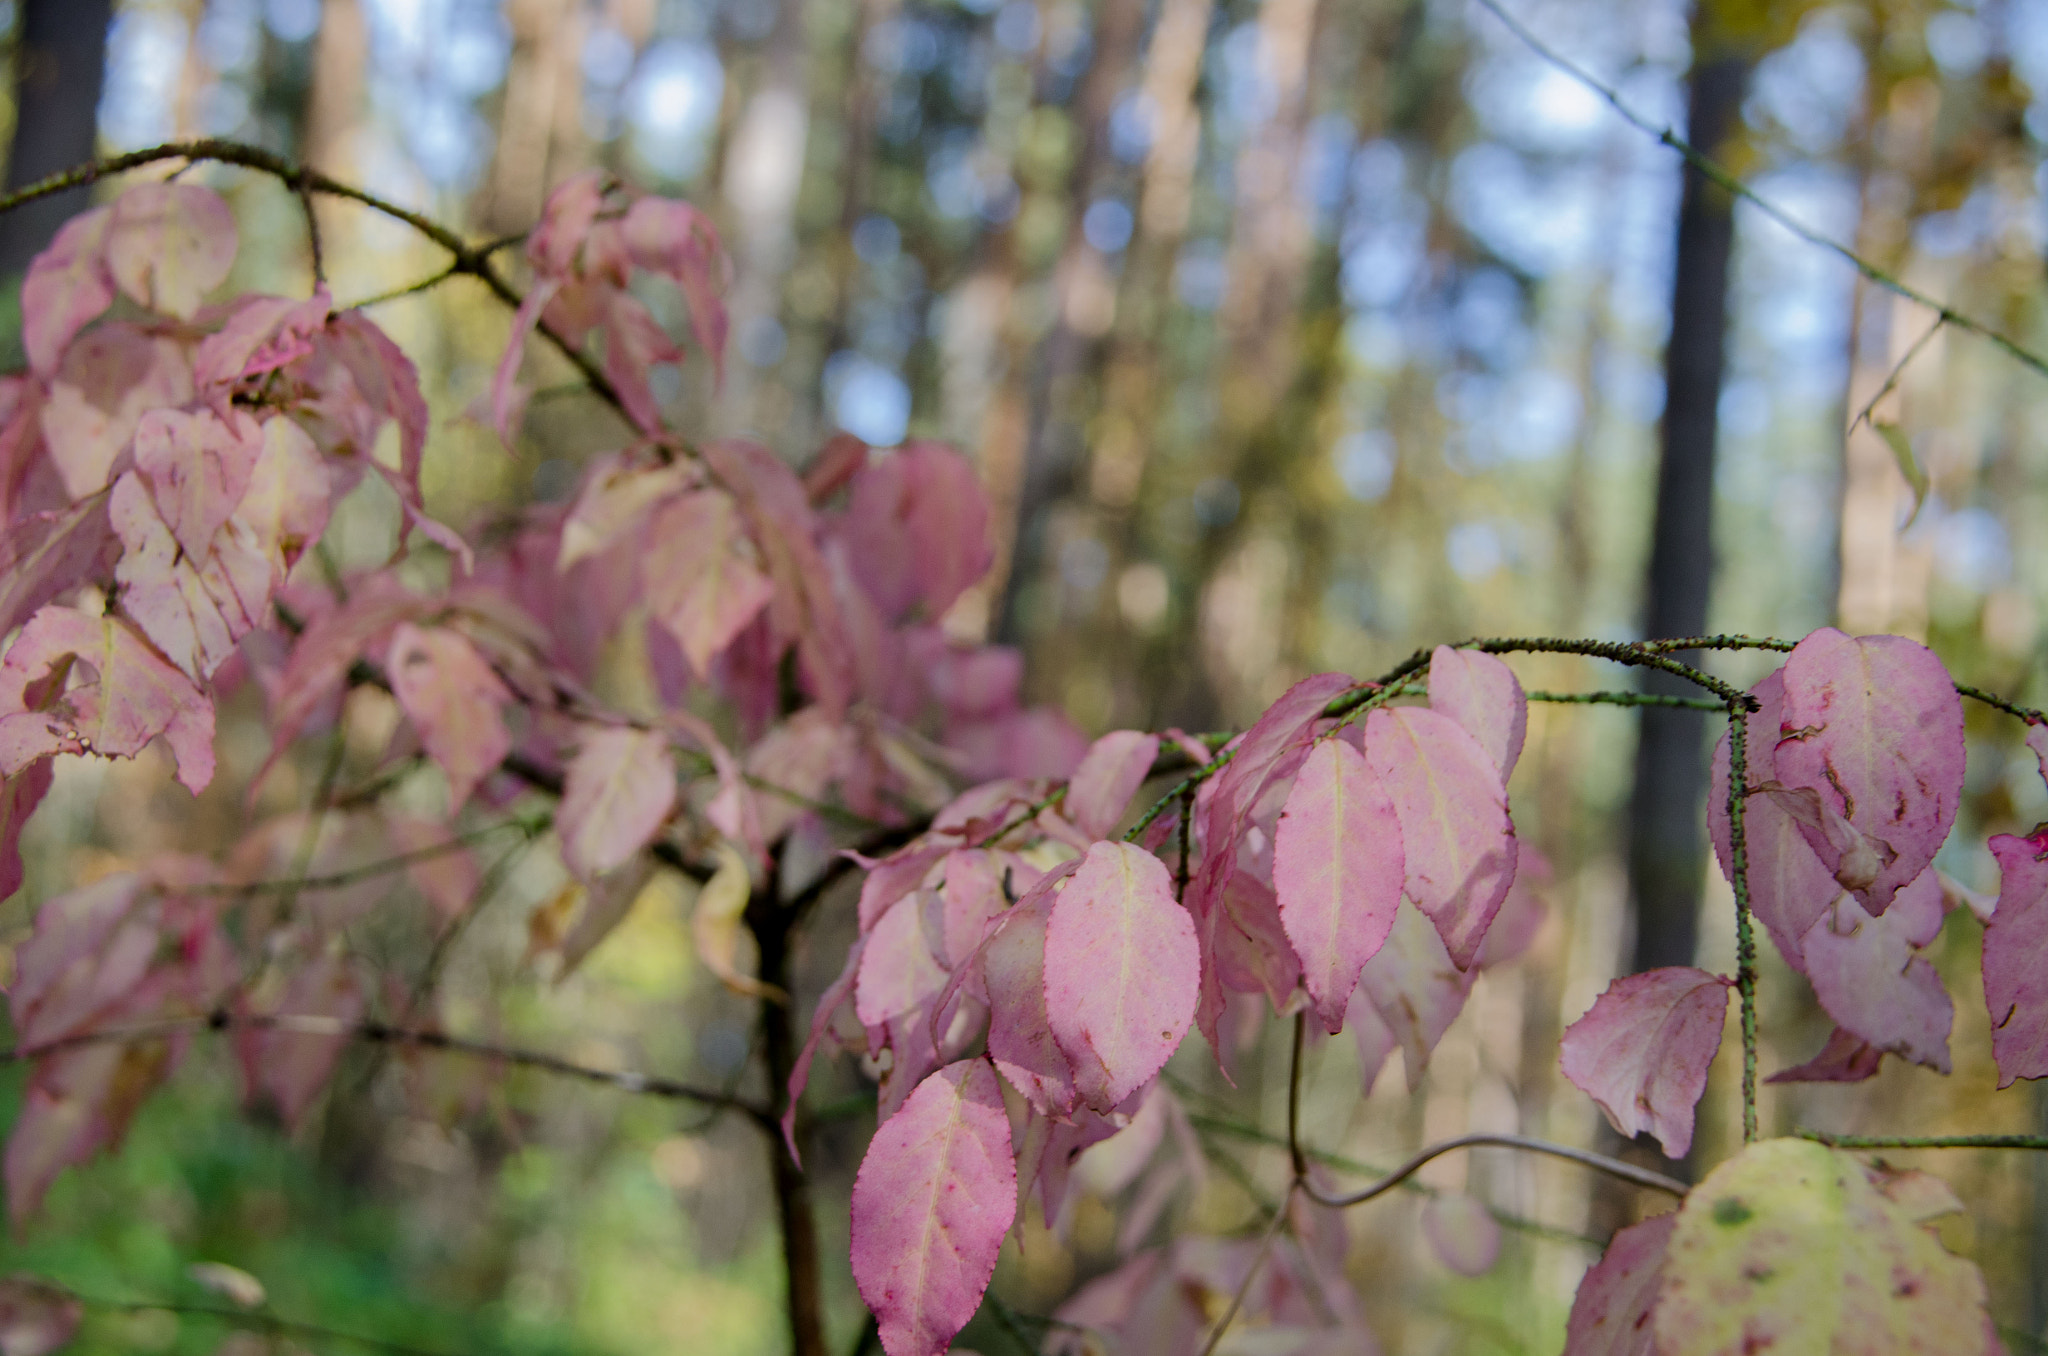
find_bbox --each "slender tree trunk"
[0,0,113,278]
[1624,49,1747,979]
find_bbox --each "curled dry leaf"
[1559,967,1730,1160]
[691,842,783,1001]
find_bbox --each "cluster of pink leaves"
[823,645,1554,1356]
[0,173,1088,1221]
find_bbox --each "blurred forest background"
[3,0,2048,1352]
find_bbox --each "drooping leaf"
[0,757,53,901]
[555,454,694,570]
[1043,842,1199,1112]
[1654,1139,1998,1354]
[980,883,1076,1116]
[1871,422,1929,528]
[1347,897,1471,1091]
[1772,628,1963,916]
[1768,1026,1886,1084]
[690,842,780,1000]
[7,1042,173,1224]
[1708,669,1841,969]
[104,183,237,320]
[1421,1194,1501,1277]
[598,290,683,433]
[111,468,275,681]
[262,575,424,757]
[642,488,775,675]
[1361,706,1517,968]
[0,605,215,793]
[554,859,657,979]
[1273,737,1403,1031]
[21,206,115,377]
[384,622,512,813]
[192,290,332,390]
[1560,967,1730,1160]
[1064,730,1160,840]
[1985,828,2048,1086]
[783,934,865,1160]
[1562,1212,1672,1356]
[620,195,729,383]
[1799,874,1951,1074]
[0,496,121,643]
[850,1059,1016,1356]
[1427,645,1527,780]
[557,725,676,880]
[129,407,262,560]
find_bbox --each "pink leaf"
[104,183,237,319]
[599,291,683,432]
[857,891,950,1030]
[558,726,676,880]
[621,195,729,383]
[110,470,274,681]
[1361,706,1517,969]
[850,1059,1016,1356]
[1210,869,1303,1013]
[1772,628,1964,916]
[7,1042,173,1223]
[525,170,608,277]
[0,1275,84,1356]
[783,935,865,1161]
[1560,967,1730,1159]
[385,622,512,813]
[1421,1194,1501,1277]
[1769,1026,1885,1084]
[1427,645,1526,780]
[1709,670,1840,970]
[981,881,1078,1116]
[1562,1212,1673,1356]
[1273,738,1403,1031]
[236,948,361,1129]
[0,756,53,900]
[1346,897,1471,1091]
[554,454,693,570]
[383,816,480,924]
[937,849,1016,969]
[193,290,333,389]
[641,489,775,674]
[1800,875,1952,1073]
[1044,841,1199,1112]
[0,495,121,642]
[262,575,424,756]
[856,842,952,932]
[0,605,215,792]
[41,321,194,499]
[131,407,263,559]
[840,443,994,623]
[1986,828,2048,1087]
[1065,730,1160,839]
[21,206,115,376]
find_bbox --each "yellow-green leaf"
[1873,422,1929,528]
[1654,1138,1996,1355]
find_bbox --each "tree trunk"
[1624,49,1747,980]
[0,0,113,278]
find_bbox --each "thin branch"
[1296,1133,1687,1207]
[1800,1130,2048,1152]
[1527,689,1727,711]
[184,818,544,897]
[1192,1186,1295,1356]
[80,1294,478,1356]
[0,1011,769,1126]
[1957,682,2046,727]
[1728,704,1760,1142]
[1849,316,1946,433]
[1469,0,2048,382]
[0,139,628,415]
[344,262,463,311]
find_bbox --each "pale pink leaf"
[525,169,607,276]
[1986,828,2048,1086]
[1273,738,1403,1031]
[1427,645,1526,780]
[22,206,115,376]
[1346,897,1471,1091]
[193,290,332,389]
[1560,967,1730,1159]
[621,195,729,382]
[783,935,865,1161]
[1800,877,1952,1074]
[1769,1026,1886,1084]
[105,183,237,319]
[0,605,215,792]
[237,948,361,1129]
[0,1275,84,1356]
[110,470,274,681]
[937,849,1011,969]
[557,726,676,880]
[1772,628,1964,916]
[981,888,1076,1116]
[261,575,424,769]
[850,1059,1016,1356]
[10,874,156,1047]
[555,454,693,570]
[1065,730,1160,839]
[1210,869,1303,1012]
[856,842,952,932]
[8,1041,174,1224]
[1361,706,1517,968]
[385,623,512,813]
[1562,1212,1673,1356]
[0,757,53,900]
[1044,841,1199,1112]
[383,816,480,924]
[600,290,683,432]
[131,407,263,558]
[1421,1194,1501,1277]
[857,891,950,1029]
[234,416,333,573]
[1709,669,1840,969]
[641,489,775,674]
[0,495,120,642]
[40,321,195,499]
[840,443,994,623]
